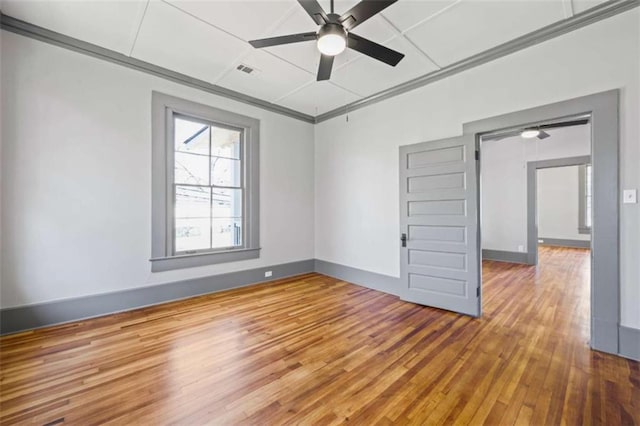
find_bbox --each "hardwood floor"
[1,247,638,425]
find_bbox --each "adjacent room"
[1,0,638,424]
[479,119,594,361]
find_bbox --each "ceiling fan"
[248,0,404,81]
[483,118,590,141]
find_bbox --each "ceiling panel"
[331,36,438,97]
[132,1,249,83]
[380,0,459,32]
[277,81,361,116]
[217,50,314,102]
[405,0,566,66]
[165,0,297,42]
[572,0,609,14]
[264,5,397,74]
[2,0,147,55]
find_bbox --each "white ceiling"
[2,0,610,117]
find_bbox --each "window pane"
[175,117,209,155]
[212,218,242,248]
[175,186,211,252]
[211,157,241,187]
[176,185,210,218]
[212,188,242,218]
[176,218,211,252]
[211,126,241,159]
[175,152,209,185]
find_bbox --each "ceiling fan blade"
[297,0,329,25]
[539,118,589,130]
[537,130,551,139]
[317,54,334,81]
[339,0,398,31]
[347,33,404,66]
[249,32,317,49]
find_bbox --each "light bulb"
[317,24,347,56]
[317,34,346,56]
[521,129,540,139]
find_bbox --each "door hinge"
[475,150,479,161]
[476,287,480,297]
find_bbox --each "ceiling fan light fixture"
[317,24,347,56]
[521,129,540,139]
[248,0,404,81]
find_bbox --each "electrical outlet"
[518,245,525,252]
[264,270,272,278]
[623,189,637,204]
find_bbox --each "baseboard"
[619,325,640,361]
[0,259,315,335]
[314,259,400,296]
[3,258,637,363]
[482,249,530,264]
[1,258,396,335]
[538,238,591,248]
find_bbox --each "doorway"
[399,90,620,356]
[479,120,593,345]
[464,90,619,356]
[479,117,592,266]
[528,156,592,265]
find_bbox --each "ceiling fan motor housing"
[317,23,347,40]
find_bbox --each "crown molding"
[2,0,638,125]
[0,13,316,124]
[314,0,639,123]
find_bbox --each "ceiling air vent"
[236,64,260,75]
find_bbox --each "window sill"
[150,247,261,272]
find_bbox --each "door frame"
[463,90,620,356]
[527,155,592,265]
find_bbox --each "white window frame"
[151,92,260,272]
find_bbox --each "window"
[173,116,243,253]
[151,92,259,272]
[578,164,592,234]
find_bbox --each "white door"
[399,135,481,316]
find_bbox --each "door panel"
[399,135,481,316]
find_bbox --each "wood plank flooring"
[1,246,638,425]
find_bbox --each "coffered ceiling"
[2,0,611,116]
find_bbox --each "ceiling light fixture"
[248,0,404,81]
[316,24,347,56]
[521,129,540,139]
